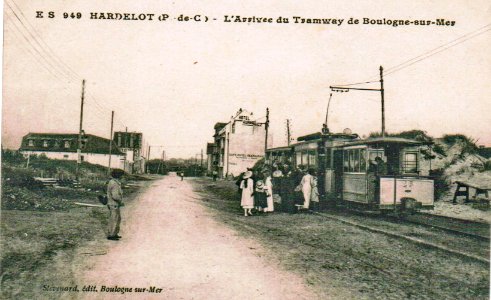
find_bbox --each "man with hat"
[107,169,124,240]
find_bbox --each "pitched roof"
[19,132,124,155]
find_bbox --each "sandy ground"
[74,174,317,300]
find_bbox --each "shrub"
[1,149,26,165]
[482,160,491,172]
[432,143,447,157]
[429,168,450,200]
[442,134,478,157]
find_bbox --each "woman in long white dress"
[300,169,314,209]
[240,171,254,216]
[310,174,320,210]
[263,171,274,212]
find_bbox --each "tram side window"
[302,151,308,167]
[349,150,355,172]
[360,149,366,172]
[344,149,365,173]
[403,152,418,173]
[296,152,302,167]
[343,151,349,172]
[309,151,316,167]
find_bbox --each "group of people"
[237,164,320,216]
[237,169,274,216]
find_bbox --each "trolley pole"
[76,79,85,181]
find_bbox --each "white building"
[19,132,125,169]
[208,109,272,178]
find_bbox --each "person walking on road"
[180,171,184,181]
[240,171,254,216]
[107,169,125,241]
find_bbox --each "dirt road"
[76,175,317,299]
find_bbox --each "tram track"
[314,210,490,264]
[409,212,490,241]
[330,205,490,241]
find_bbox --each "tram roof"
[341,137,430,147]
[266,146,293,152]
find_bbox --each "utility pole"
[330,66,386,137]
[147,145,151,173]
[286,119,291,146]
[108,111,114,175]
[76,79,85,181]
[200,149,203,167]
[380,66,385,137]
[264,107,270,152]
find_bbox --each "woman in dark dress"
[254,180,268,212]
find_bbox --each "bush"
[429,168,450,200]
[432,143,446,157]
[1,149,26,165]
[442,134,478,157]
[369,129,433,143]
[1,167,44,190]
[482,160,491,172]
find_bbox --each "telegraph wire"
[4,16,70,82]
[383,27,491,77]
[6,0,81,81]
[334,22,491,86]
[383,23,491,75]
[7,1,137,140]
[4,22,63,82]
[334,80,379,87]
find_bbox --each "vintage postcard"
[1,0,490,299]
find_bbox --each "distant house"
[19,132,125,169]
[113,131,146,174]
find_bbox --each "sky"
[2,0,491,158]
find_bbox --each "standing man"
[107,169,124,241]
[212,169,218,181]
[180,171,184,181]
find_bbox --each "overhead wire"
[383,23,491,75]
[7,0,136,135]
[4,20,65,82]
[333,22,491,86]
[5,0,80,80]
[4,14,73,82]
[5,2,78,82]
[383,26,491,78]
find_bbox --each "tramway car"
[267,131,434,212]
[324,137,434,212]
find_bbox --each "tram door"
[333,150,344,199]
